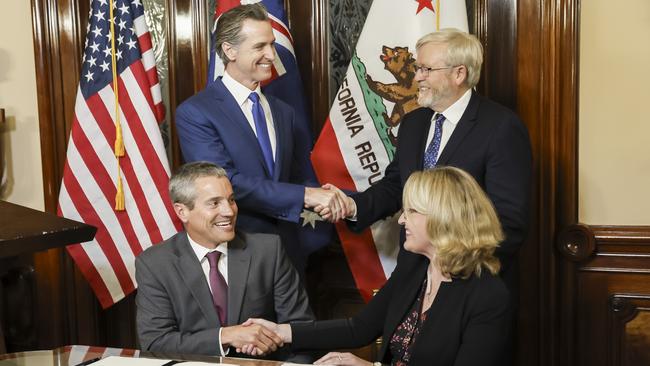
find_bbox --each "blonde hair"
[402,167,503,278]
[416,28,483,88]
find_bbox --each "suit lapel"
[382,257,428,351]
[172,235,220,327]
[412,109,434,170]
[227,234,251,325]
[211,79,272,177]
[437,91,479,166]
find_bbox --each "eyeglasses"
[413,64,458,77]
[402,208,424,219]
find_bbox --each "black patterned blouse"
[388,280,429,365]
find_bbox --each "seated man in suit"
[136,161,314,361]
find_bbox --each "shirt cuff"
[347,199,358,221]
[218,327,230,356]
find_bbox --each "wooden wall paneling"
[31,0,89,350]
[286,0,329,135]
[557,225,650,366]
[167,0,210,168]
[307,0,330,133]
[608,294,650,366]
[476,0,517,109]
[516,0,580,364]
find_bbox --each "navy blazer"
[350,92,532,285]
[175,78,318,233]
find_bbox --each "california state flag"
[311,0,468,301]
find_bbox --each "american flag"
[64,345,139,365]
[58,0,181,308]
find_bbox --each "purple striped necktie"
[206,251,228,325]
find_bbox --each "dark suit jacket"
[135,231,314,360]
[350,92,532,286]
[175,78,317,233]
[291,251,512,366]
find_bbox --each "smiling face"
[398,208,434,257]
[223,19,275,90]
[174,176,238,249]
[414,42,467,112]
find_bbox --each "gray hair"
[416,28,483,88]
[169,162,228,209]
[215,3,269,64]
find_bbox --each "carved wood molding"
[309,0,329,133]
[557,223,597,262]
[557,223,650,262]
[608,294,650,366]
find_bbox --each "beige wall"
[0,1,44,210]
[579,0,650,225]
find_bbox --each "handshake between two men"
[304,184,355,223]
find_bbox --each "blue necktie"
[423,113,445,169]
[248,92,274,176]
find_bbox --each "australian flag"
[207,0,331,264]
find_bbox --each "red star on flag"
[415,0,434,14]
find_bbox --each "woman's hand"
[314,352,373,366]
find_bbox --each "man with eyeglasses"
[318,28,532,298]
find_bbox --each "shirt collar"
[222,71,262,108]
[186,233,228,262]
[438,89,472,126]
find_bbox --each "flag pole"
[108,0,125,210]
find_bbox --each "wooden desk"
[0,345,285,365]
[0,201,96,258]
[0,201,97,353]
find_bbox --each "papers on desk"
[90,356,237,365]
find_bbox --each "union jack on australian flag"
[208,0,331,259]
[208,0,310,132]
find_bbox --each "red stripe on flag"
[137,32,152,54]
[215,0,242,17]
[120,348,137,357]
[336,223,386,302]
[69,109,144,256]
[63,171,134,301]
[260,66,279,87]
[154,102,166,124]
[311,119,355,190]
[85,92,161,246]
[312,119,387,302]
[270,18,293,44]
[116,74,179,231]
[66,241,114,308]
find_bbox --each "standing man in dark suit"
[175,4,340,270]
[319,28,532,293]
[136,162,314,362]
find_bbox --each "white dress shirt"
[221,71,277,160]
[423,88,472,160]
